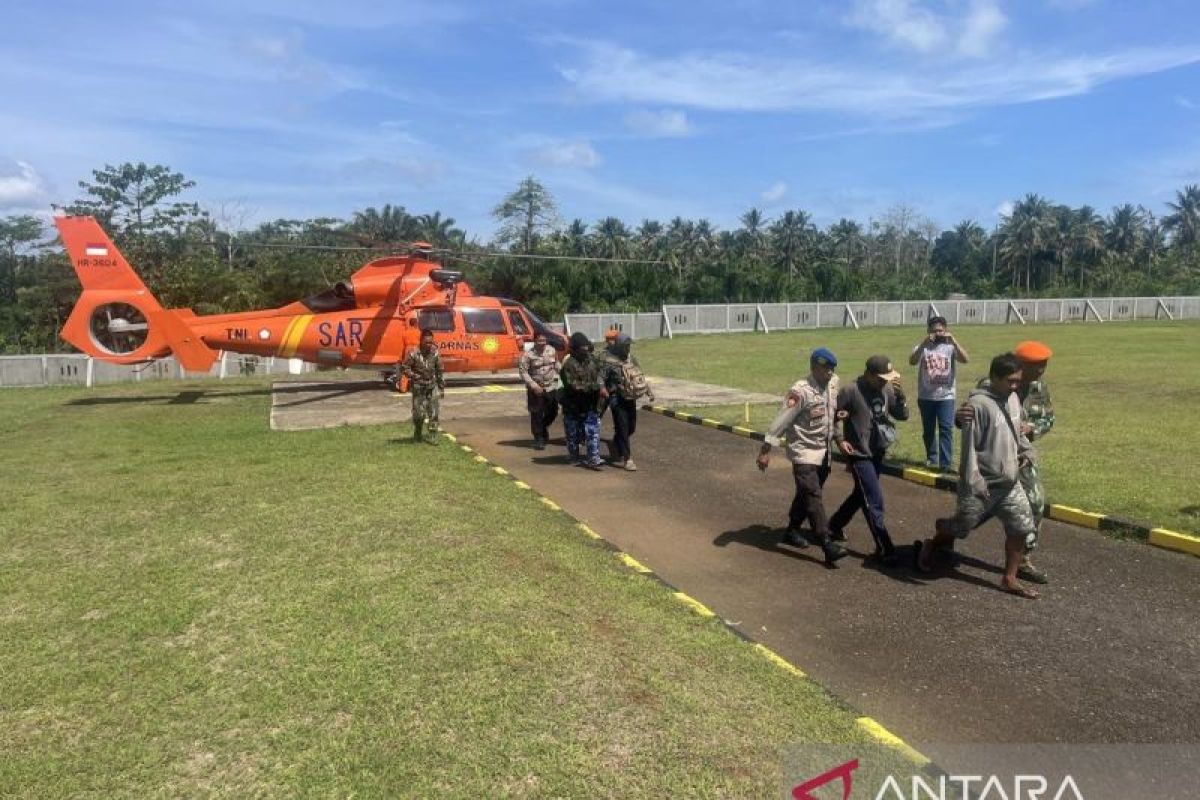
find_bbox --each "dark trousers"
[609,397,637,460]
[526,388,559,442]
[830,456,895,555]
[917,398,955,469]
[788,458,831,539]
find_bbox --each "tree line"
[1,164,1197,353]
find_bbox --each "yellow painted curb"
[539,497,562,512]
[1048,504,1103,529]
[856,717,930,767]
[700,418,722,429]
[903,467,938,487]
[1149,528,1200,557]
[673,592,716,617]
[753,643,806,678]
[459,444,474,453]
[491,466,509,476]
[731,426,757,437]
[513,480,531,490]
[576,522,601,539]
[617,552,653,573]
[441,432,457,442]
[473,455,488,464]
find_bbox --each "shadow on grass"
[66,380,389,408]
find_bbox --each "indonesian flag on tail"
[85,243,109,257]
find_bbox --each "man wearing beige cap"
[829,355,910,565]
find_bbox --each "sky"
[2,0,1199,239]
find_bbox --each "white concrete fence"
[4,296,1196,387]
[564,296,1200,341]
[0,352,316,388]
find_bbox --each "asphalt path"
[448,411,1200,752]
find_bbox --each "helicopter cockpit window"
[461,308,507,334]
[506,310,530,336]
[417,308,456,332]
[302,287,357,313]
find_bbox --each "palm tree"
[1105,204,1145,259]
[1065,206,1104,289]
[348,204,415,243]
[1164,184,1200,260]
[415,211,461,248]
[770,210,814,278]
[829,218,864,269]
[998,194,1053,291]
[593,216,631,260]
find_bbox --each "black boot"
[781,527,809,548]
[818,534,848,566]
[412,419,423,442]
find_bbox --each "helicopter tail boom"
[56,216,201,366]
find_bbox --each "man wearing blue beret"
[756,347,849,566]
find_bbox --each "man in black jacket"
[829,355,910,565]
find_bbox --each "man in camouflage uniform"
[559,332,607,469]
[756,347,849,566]
[1009,341,1055,582]
[399,329,445,443]
[518,332,561,450]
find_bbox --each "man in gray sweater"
[918,353,1039,599]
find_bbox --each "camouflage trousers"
[952,480,1038,546]
[563,410,601,464]
[1020,461,1045,551]
[411,386,440,431]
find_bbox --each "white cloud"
[846,0,1005,59]
[995,200,1015,218]
[1176,96,1197,110]
[958,1,1007,58]
[0,161,48,208]
[847,0,947,54]
[761,181,788,202]
[558,41,1200,117]
[624,109,692,137]
[527,139,601,169]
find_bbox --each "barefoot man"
[919,353,1040,599]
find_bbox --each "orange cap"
[1014,340,1053,362]
[604,328,620,341]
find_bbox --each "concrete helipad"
[269,373,776,431]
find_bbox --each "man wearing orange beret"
[954,340,1055,583]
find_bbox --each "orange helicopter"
[55,215,568,388]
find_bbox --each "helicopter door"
[505,309,530,347]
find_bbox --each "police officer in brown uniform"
[756,347,849,566]
[518,332,561,450]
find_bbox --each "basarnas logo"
[791,758,1086,800]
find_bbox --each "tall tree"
[0,215,44,304]
[62,162,202,243]
[492,176,560,253]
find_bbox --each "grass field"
[636,321,1200,535]
[0,379,896,797]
